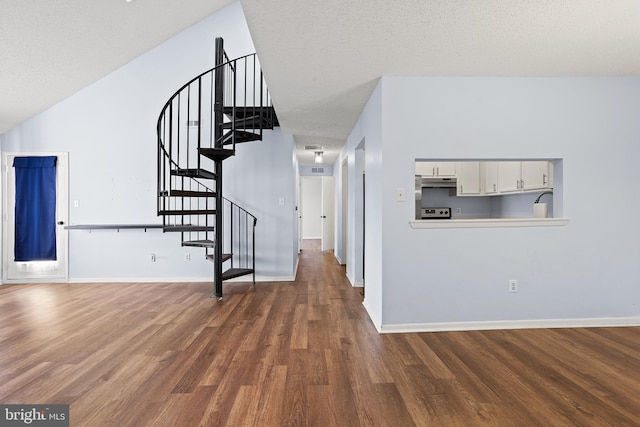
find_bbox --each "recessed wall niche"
[414,159,563,220]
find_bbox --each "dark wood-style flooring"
[1,240,639,426]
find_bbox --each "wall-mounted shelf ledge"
[65,224,163,232]
[409,217,570,229]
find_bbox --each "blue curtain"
[13,156,57,262]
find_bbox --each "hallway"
[0,245,639,425]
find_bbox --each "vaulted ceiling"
[2,0,640,165]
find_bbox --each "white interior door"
[2,152,69,283]
[301,176,322,239]
[341,159,348,264]
[321,176,334,251]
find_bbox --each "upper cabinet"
[483,162,499,194]
[493,161,553,194]
[522,161,551,191]
[456,162,481,195]
[497,161,522,193]
[415,161,456,177]
[415,160,553,197]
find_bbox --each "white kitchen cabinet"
[457,162,481,195]
[522,161,551,191]
[415,161,456,177]
[496,161,552,194]
[497,161,522,193]
[483,162,499,195]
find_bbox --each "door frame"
[340,158,348,265]
[2,152,69,284]
[321,176,335,252]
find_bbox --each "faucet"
[534,191,553,204]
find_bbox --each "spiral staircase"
[156,38,278,298]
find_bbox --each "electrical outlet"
[185,253,190,262]
[509,279,518,293]
[151,253,156,262]
[456,207,462,214]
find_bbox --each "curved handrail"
[156,53,258,137]
[156,52,268,217]
[156,52,270,182]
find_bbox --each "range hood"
[418,176,457,188]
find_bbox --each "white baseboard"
[345,272,363,287]
[68,277,213,284]
[68,273,297,284]
[379,316,640,334]
[345,271,354,286]
[362,300,382,333]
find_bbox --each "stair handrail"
[156,51,271,215]
[224,197,257,276]
[156,52,264,141]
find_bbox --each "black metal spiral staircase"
[156,38,278,298]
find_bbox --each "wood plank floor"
[1,244,639,426]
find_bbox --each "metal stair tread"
[218,130,262,146]
[163,225,215,232]
[161,189,216,198]
[221,268,254,281]
[159,209,216,216]
[221,106,279,127]
[170,168,217,180]
[182,240,215,248]
[206,253,233,263]
[199,148,235,161]
[221,116,271,129]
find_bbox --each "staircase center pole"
[213,37,225,298]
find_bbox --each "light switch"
[396,188,405,202]
[278,197,285,206]
[74,200,79,208]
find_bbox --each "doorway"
[300,175,334,252]
[353,142,365,289]
[340,158,348,265]
[2,152,69,283]
[321,176,334,252]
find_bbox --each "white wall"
[223,128,298,279]
[0,2,298,282]
[336,81,383,327]
[339,76,640,331]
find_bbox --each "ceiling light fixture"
[314,151,323,164]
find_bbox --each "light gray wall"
[223,128,298,278]
[339,76,640,329]
[0,2,298,282]
[336,81,383,325]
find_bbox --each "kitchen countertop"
[409,217,570,229]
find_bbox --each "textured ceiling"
[0,0,234,133]
[3,0,640,166]
[242,0,640,165]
